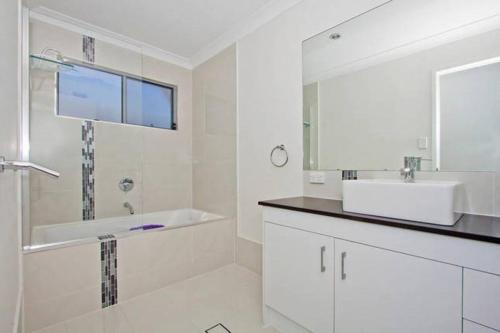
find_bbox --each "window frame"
[55,59,178,130]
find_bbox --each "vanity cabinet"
[264,222,334,333]
[262,203,500,333]
[334,239,462,333]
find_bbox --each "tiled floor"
[33,264,279,333]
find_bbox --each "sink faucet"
[400,156,421,183]
[123,202,135,215]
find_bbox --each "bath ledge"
[24,209,226,253]
[259,196,500,244]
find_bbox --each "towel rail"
[0,156,60,178]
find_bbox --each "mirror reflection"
[303,0,500,172]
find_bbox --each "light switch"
[418,137,428,150]
[309,171,326,184]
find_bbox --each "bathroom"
[0,0,499,332]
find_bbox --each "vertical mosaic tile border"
[82,35,95,63]
[342,170,358,180]
[82,120,95,220]
[81,35,96,221]
[99,235,118,308]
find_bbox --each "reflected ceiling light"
[329,33,341,40]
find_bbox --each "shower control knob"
[118,178,134,192]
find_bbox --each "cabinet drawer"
[463,320,500,333]
[464,269,500,330]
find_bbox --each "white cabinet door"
[264,222,334,333]
[334,239,462,333]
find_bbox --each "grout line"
[463,319,500,332]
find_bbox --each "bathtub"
[29,209,224,248]
[24,209,234,331]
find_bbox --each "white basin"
[342,179,464,225]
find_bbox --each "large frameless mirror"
[302,0,500,172]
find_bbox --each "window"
[125,78,175,129]
[57,65,122,122]
[57,63,177,130]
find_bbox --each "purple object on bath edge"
[130,224,164,231]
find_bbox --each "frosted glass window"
[126,78,175,129]
[57,63,176,130]
[57,65,122,122]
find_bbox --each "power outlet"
[309,171,326,184]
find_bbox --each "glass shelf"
[30,54,74,73]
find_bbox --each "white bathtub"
[30,209,224,247]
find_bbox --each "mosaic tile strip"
[97,234,115,241]
[82,120,95,220]
[205,323,232,333]
[82,35,95,63]
[100,236,118,308]
[342,170,358,180]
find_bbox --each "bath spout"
[124,202,135,215]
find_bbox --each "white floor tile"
[33,264,276,333]
[32,322,67,333]
[64,311,104,333]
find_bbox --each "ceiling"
[24,0,281,61]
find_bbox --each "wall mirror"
[302,0,500,172]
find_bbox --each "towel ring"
[270,145,288,167]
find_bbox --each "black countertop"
[258,196,500,244]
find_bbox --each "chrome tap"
[400,156,421,183]
[123,202,135,215]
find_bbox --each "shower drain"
[205,323,231,333]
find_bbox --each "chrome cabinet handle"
[341,251,347,280]
[0,156,60,178]
[320,246,326,273]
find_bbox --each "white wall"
[0,1,21,332]
[237,0,388,243]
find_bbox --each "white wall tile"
[236,237,263,275]
[192,219,235,276]
[192,44,237,221]
[23,243,101,331]
[118,219,234,302]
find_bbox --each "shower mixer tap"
[124,202,135,215]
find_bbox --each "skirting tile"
[236,237,262,275]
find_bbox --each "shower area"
[22,13,237,332]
